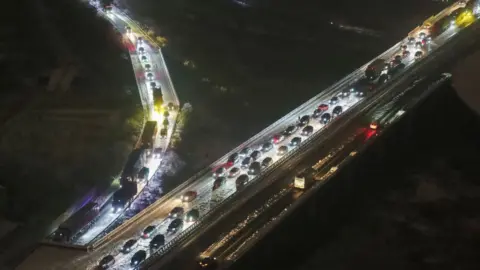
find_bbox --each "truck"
[140,121,158,155]
[121,149,148,184]
[53,202,100,242]
[112,181,138,213]
[365,59,387,81]
[293,168,314,190]
[153,87,163,113]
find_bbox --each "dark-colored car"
[261,157,273,168]
[402,50,410,58]
[185,209,200,222]
[414,51,423,59]
[277,145,289,156]
[261,142,273,152]
[377,74,389,85]
[228,167,240,178]
[239,147,252,157]
[301,125,314,136]
[298,115,310,127]
[355,89,366,97]
[227,153,239,164]
[167,218,184,233]
[332,106,343,117]
[241,157,252,169]
[197,256,220,270]
[415,41,423,49]
[142,225,157,239]
[169,207,184,218]
[212,177,226,191]
[121,239,138,254]
[150,81,157,88]
[312,108,323,118]
[131,250,147,267]
[341,88,351,98]
[213,167,226,178]
[290,137,302,147]
[283,125,298,136]
[329,96,339,105]
[181,191,198,202]
[149,234,165,250]
[98,255,115,269]
[320,113,331,124]
[236,174,249,189]
[250,150,262,161]
[248,162,261,176]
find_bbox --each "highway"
[68,3,471,270]
[60,1,180,245]
[15,1,474,269]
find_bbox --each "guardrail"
[88,39,402,250]
[140,45,446,268]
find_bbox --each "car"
[341,88,351,98]
[318,104,329,111]
[150,81,157,88]
[185,209,200,222]
[370,122,378,130]
[137,37,144,44]
[415,41,423,49]
[355,89,365,98]
[144,63,151,71]
[277,145,288,156]
[283,125,298,136]
[239,147,252,157]
[388,63,406,77]
[236,174,249,189]
[332,106,343,117]
[167,218,184,233]
[197,256,219,270]
[391,58,402,67]
[394,55,402,62]
[298,115,310,127]
[418,32,426,39]
[121,239,138,254]
[261,142,273,152]
[301,125,314,136]
[227,153,239,164]
[181,191,198,202]
[414,51,423,59]
[149,234,165,250]
[272,134,285,144]
[141,55,147,62]
[329,96,339,105]
[290,137,302,147]
[147,72,154,80]
[402,50,410,58]
[131,250,147,267]
[212,177,226,191]
[98,255,115,269]
[400,44,408,51]
[228,167,240,178]
[407,37,415,44]
[138,47,145,54]
[320,113,331,124]
[250,150,262,161]
[142,225,157,238]
[241,157,252,169]
[312,109,323,119]
[261,157,273,168]
[169,207,184,218]
[248,162,261,175]
[377,74,389,85]
[213,167,226,178]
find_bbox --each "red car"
[318,104,329,111]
